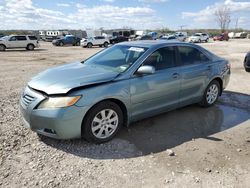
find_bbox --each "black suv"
[244,52,250,72]
[52,35,81,46]
[110,36,128,44]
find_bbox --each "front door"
[130,46,181,121]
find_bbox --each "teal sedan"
[20,40,230,143]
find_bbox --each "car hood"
[28,61,120,95]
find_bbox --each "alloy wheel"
[206,84,219,104]
[91,109,119,139]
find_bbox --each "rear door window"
[16,36,27,41]
[177,46,210,65]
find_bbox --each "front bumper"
[20,87,89,139]
[80,41,88,47]
[188,38,199,42]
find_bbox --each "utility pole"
[179,25,187,31]
[235,18,238,31]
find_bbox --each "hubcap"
[206,84,219,104]
[91,109,119,139]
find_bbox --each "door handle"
[172,73,179,79]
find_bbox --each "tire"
[87,43,93,48]
[82,101,123,143]
[59,42,64,46]
[27,44,35,51]
[200,80,220,107]
[245,67,250,72]
[0,44,6,51]
[198,39,201,43]
[103,42,109,48]
[205,39,209,43]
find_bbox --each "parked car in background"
[20,40,230,143]
[140,35,154,40]
[175,31,188,38]
[110,36,128,44]
[0,35,39,51]
[80,36,109,48]
[158,35,178,41]
[175,33,186,41]
[244,52,250,72]
[188,33,209,43]
[213,33,229,41]
[0,34,4,38]
[52,35,81,46]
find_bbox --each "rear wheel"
[245,68,250,72]
[87,43,93,48]
[0,44,6,51]
[82,101,123,143]
[200,80,220,107]
[27,44,35,51]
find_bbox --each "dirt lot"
[0,40,250,188]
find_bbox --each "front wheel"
[200,80,220,107]
[87,43,93,48]
[82,101,123,143]
[103,42,109,48]
[0,44,6,51]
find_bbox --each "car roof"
[117,40,187,48]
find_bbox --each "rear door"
[177,45,211,106]
[15,36,28,47]
[130,46,181,120]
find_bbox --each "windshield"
[84,45,148,73]
[0,36,10,40]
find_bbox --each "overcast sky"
[0,0,249,30]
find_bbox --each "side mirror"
[136,65,155,75]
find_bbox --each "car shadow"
[3,49,48,52]
[40,91,250,159]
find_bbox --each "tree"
[214,6,231,33]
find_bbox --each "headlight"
[37,96,81,109]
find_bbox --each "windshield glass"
[0,36,10,40]
[84,45,148,73]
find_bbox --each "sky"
[0,0,249,30]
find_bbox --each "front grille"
[22,94,36,106]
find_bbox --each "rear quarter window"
[28,36,38,40]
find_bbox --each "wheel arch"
[0,43,7,48]
[209,77,223,96]
[27,43,35,47]
[81,98,129,136]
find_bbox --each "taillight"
[226,62,231,69]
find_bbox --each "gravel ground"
[0,40,250,188]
